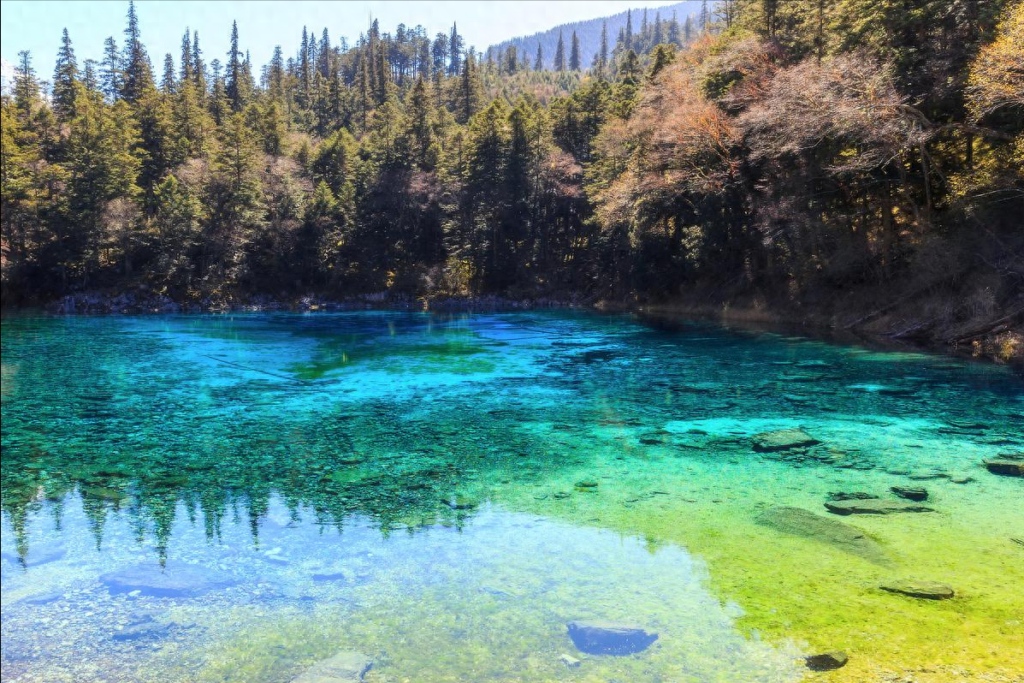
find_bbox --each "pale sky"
[1,1,681,80]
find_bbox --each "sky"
[1,0,681,82]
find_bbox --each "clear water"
[1,311,1021,683]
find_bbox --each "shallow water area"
[2,311,1022,682]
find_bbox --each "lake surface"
[1,311,1021,683]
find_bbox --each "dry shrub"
[740,53,924,174]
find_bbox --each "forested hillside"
[487,1,703,70]
[1,1,1022,355]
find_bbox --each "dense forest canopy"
[1,0,1022,321]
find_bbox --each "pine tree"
[569,32,581,71]
[161,53,176,93]
[226,21,245,111]
[299,26,311,105]
[405,77,436,169]
[136,84,175,202]
[172,76,208,159]
[599,21,609,74]
[534,44,544,71]
[210,110,263,280]
[52,29,79,121]
[191,30,206,99]
[449,23,463,76]
[268,46,285,102]
[13,52,39,123]
[100,37,122,102]
[82,59,99,92]
[668,12,681,45]
[121,0,154,102]
[317,28,331,77]
[457,53,482,124]
[180,29,193,82]
[624,10,633,50]
[554,32,566,71]
[260,101,287,156]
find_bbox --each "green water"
[1,311,1021,683]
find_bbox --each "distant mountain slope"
[488,2,704,69]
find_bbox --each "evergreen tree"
[405,77,436,169]
[599,21,609,74]
[668,12,681,45]
[13,52,39,124]
[161,53,176,93]
[52,29,79,121]
[100,37,122,102]
[449,23,463,76]
[554,32,566,71]
[191,30,206,99]
[82,59,99,92]
[121,0,154,102]
[457,53,482,124]
[534,44,544,71]
[226,21,246,111]
[180,29,193,82]
[172,76,209,159]
[569,32,581,71]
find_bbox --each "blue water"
[2,311,1022,682]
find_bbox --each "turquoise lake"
[1,311,1022,683]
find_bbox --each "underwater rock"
[824,499,934,515]
[575,480,599,488]
[112,613,173,641]
[751,429,820,453]
[566,620,658,655]
[827,492,878,501]
[756,506,887,564]
[559,653,582,668]
[891,486,928,502]
[82,486,129,501]
[880,580,954,600]
[0,545,67,568]
[805,651,848,671]
[312,569,356,583]
[291,651,373,683]
[100,561,238,598]
[983,459,1024,477]
[581,349,618,363]
[20,591,63,605]
[907,471,949,481]
[945,420,987,431]
[442,495,478,510]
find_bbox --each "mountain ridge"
[487,2,703,68]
